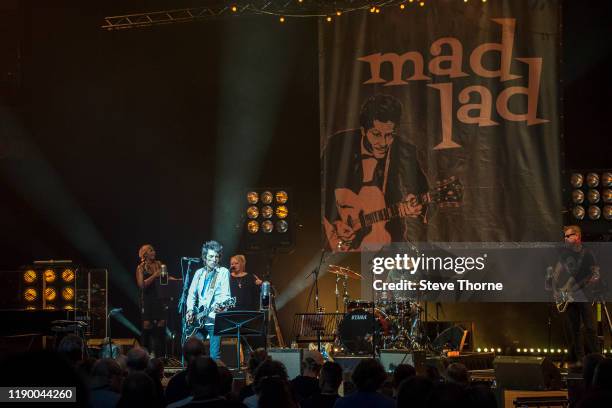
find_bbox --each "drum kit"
[327,264,425,355]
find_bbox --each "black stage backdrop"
[0,1,610,347]
[320,0,562,250]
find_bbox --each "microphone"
[160,264,168,285]
[182,257,201,262]
[260,281,271,310]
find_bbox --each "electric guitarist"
[553,225,600,364]
[185,240,231,360]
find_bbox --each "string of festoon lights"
[102,0,489,30]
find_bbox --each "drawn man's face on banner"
[362,119,396,159]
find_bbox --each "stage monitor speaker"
[493,356,561,391]
[379,350,426,374]
[268,348,302,379]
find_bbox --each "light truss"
[101,1,404,30]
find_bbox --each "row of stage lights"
[229,0,487,24]
[246,190,289,234]
[475,347,569,354]
[569,172,612,221]
[22,268,76,310]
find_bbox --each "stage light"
[375,8,380,13]
[276,220,288,233]
[564,349,568,354]
[370,6,376,13]
[523,348,527,353]
[23,270,37,283]
[483,348,487,352]
[24,288,38,302]
[279,16,285,23]
[275,190,288,204]
[62,268,75,283]
[586,172,599,188]
[588,205,601,220]
[419,1,425,6]
[603,172,612,187]
[570,173,583,188]
[587,189,600,203]
[477,348,482,352]
[247,206,259,219]
[557,349,561,353]
[44,287,57,302]
[261,191,273,204]
[261,205,273,219]
[603,189,612,203]
[45,305,56,310]
[44,269,56,283]
[326,16,332,22]
[543,349,548,353]
[275,205,288,219]
[516,348,521,353]
[336,10,342,16]
[537,348,541,353]
[400,4,405,9]
[262,220,273,233]
[64,305,74,310]
[603,205,612,221]
[247,220,259,233]
[572,190,584,204]
[572,205,585,220]
[231,5,237,12]
[529,348,534,353]
[497,348,501,353]
[247,191,259,204]
[62,286,75,301]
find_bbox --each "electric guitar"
[183,297,236,340]
[323,176,463,251]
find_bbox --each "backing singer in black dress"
[136,244,166,357]
[229,254,264,350]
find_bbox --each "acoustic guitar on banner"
[323,176,463,251]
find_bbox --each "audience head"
[302,350,324,378]
[187,356,220,398]
[91,358,124,392]
[466,384,497,408]
[583,353,605,388]
[57,334,84,365]
[258,376,298,408]
[397,376,434,408]
[254,359,289,394]
[117,372,157,408]
[319,362,343,393]
[183,337,206,365]
[427,382,468,408]
[146,358,165,380]
[445,362,469,386]
[248,348,269,375]
[126,347,150,372]
[352,358,387,392]
[393,364,416,390]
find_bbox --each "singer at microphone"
[136,244,167,357]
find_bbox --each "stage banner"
[320,1,561,251]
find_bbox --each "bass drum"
[338,308,392,355]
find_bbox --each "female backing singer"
[136,244,166,357]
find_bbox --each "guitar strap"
[382,142,392,195]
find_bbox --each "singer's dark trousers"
[564,302,598,362]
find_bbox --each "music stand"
[214,311,265,372]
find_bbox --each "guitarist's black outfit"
[557,246,599,362]
[323,129,429,250]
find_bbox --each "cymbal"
[328,264,362,280]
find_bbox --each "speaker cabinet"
[493,356,561,390]
[268,348,303,379]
